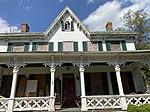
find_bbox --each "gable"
[44,6,90,38]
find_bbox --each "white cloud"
[0,17,20,33]
[19,0,32,10]
[59,0,64,3]
[87,0,96,4]
[83,0,150,31]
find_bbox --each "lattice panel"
[0,99,8,111]
[126,95,150,106]
[14,97,55,111]
[86,96,121,109]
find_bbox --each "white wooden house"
[0,6,149,112]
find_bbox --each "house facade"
[0,6,149,112]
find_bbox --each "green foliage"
[123,10,150,50]
[141,64,150,87]
[128,104,150,112]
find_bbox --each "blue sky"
[0,0,150,33]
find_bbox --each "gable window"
[61,20,74,31]
[65,21,71,30]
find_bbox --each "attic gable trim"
[44,6,90,37]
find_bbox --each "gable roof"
[44,6,90,37]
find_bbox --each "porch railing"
[0,96,55,112]
[84,94,150,110]
[0,98,9,111]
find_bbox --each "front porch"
[0,51,149,111]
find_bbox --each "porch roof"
[0,50,149,64]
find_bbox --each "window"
[65,21,71,30]
[7,42,30,52]
[61,20,74,31]
[106,41,127,51]
[32,42,48,52]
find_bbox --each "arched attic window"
[65,21,71,30]
[61,20,74,31]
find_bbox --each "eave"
[90,31,138,39]
[0,32,45,41]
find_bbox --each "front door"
[62,73,75,108]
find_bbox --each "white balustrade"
[86,95,121,110]
[13,96,55,111]
[0,98,9,111]
[126,94,150,106]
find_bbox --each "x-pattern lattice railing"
[86,95,121,110]
[13,96,55,111]
[126,94,150,106]
[0,98,9,111]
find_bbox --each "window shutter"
[98,41,103,51]
[106,41,111,51]
[58,42,63,51]
[61,21,65,31]
[32,42,37,52]
[7,43,13,52]
[24,43,30,52]
[121,41,127,51]
[83,41,88,51]
[71,21,74,31]
[49,42,54,52]
[73,42,78,52]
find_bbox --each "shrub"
[127,104,150,112]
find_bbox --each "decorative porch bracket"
[6,58,26,112]
[43,59,62,111]
[107,60,127,110]
[73,58,90,111]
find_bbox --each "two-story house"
[0,6,149,112]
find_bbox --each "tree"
[123,10,150,49]
[123,10,150,93]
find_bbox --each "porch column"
[73,59,90,111]
[115,64,127,110]
[44,59,62,112]
[79,64,87,111]
[7,59,26,112]
[115,65,124,96]
[50,63,55,97]
[107,72,113,95]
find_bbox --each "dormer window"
[61,20,74,31]
[65,21,71,30]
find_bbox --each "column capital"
[7,59,26,71]
[115,65,121,72]
[107,60,125,67]
[44,60,62,71]
[79,65,85,72]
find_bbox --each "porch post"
[44,59,62,112]
[115,65,124,95]
[7,59,26,112]
[7,66,19,112]
[115,64,127,110]
[50,63,55,97]
[79,64,87,111]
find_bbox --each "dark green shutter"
[7,43,13,52]
[24,43,30,52]
[98,41,103,51]
[73,42,78,52]
[49,42,54,52]
[106,41,111,51]
[32,42,37,52]
[83,41,88,51]
[61,21,65,31]
[71,21,74,31]
[58,42,63,51]
[121,41,127,51]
